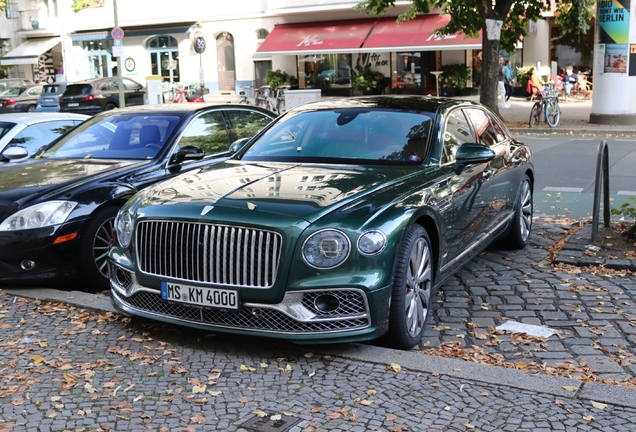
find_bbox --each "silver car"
[0,113,89,162]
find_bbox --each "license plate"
[160,281,239,310]
[44,98,54,102]
[68,102,79,107]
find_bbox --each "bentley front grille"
[136,221,282,288]
[118,290,370,334]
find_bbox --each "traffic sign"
[113,39,122,47]
[111,27,124,40]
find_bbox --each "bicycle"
[238,86,252,105]
[274,85,290,114]
[254,85,276,112]
[529,82,560,128]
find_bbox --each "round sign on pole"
[111,27,124,40]
[194,36,206,54]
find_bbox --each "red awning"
[255,19,376,56]
[360,15,482,52]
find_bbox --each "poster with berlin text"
[597,0,631,73]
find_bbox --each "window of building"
[256,29,269,40]
[147,35,180,83]
[82,39,112,78]
[216,32,236,91]
[297,53,352,93]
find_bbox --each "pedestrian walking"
[498,56,510,109]
[504,60,514,101]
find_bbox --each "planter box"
[440,87,457,97]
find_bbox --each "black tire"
[26,104,36,112]
[78,206,119,291]
[105,103,117,111]
[528,102,541,127]
[545,100,560,128]
[386,225,435,350]
[499,174,533,249]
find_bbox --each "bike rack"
[591,140,610,241]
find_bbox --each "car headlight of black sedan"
[0,201,77,231]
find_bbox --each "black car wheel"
[105,103,117,111]
[500,174,533,249]
[78,206,118,290]
[386,224,434,349]
[27,104,36,112]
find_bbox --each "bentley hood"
[138,161,419,223]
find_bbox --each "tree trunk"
[479,25,501,117]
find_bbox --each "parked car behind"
[0,113,88,162]
[36,83,69,112]
[0,78,35,92]
[109,96,534,350]
[0,85,44,113]
[59,77,146,115]
[0,103,276,290]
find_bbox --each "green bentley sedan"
[109,96,533,349]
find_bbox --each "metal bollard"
[591,140,610,241]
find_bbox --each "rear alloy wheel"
[78,206,119,291]
[105,103,117,111]
[500,175,533,249]
[528,102,541,127]
[27,104,36,112]
[386,225,434,349]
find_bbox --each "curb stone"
[4,287,636,409]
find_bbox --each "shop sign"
[194,36,206,54]
[297,35,324,47]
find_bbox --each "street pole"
[113,0,125,108]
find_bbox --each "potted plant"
[350,64,386,95]
[516,66,534,96]
[264,69,297,89]
[439,63,471,97]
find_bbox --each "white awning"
[0,37,61,66]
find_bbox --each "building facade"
[0,0,556,97]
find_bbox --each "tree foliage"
[355,0,593,112]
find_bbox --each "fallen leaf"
[328,412,341,419]
[31,355,47,366]
[260,362,268,368]
[240,364,256,372]
[583,415,595,421]
[555,399,564,405]
[133,394,143,402]
[50,396,62,402]
[591,401,607,409]
[388,363,401,373]
[238,396,248,403]
[367,390,377,396]
[253,410,268,418]
[479,392,489,397]
[563,386,578,392]
[285,364,292,371]
[463,424,475,429]
[194,398,208,404]
[48,413,57,419]
[270,414,282,421]
[192,385,206,394]
[359,400,373,406]
[386,414,398,421]
[304,352,314,358]
[283,412,296,417]
[208,391,222,397]
[444,406,451,411]
[310,406,322,413]
[84,383,96,394]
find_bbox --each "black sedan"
[59,77,146,115]
[0,103,276,289]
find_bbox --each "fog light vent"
[20,260,36,271]
[314,294,340,313]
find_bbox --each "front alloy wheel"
[386,225,434,349]
[500,174,533,249]
[79,206,119,290]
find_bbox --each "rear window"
[63,84,93,96]
[43,84,66,94]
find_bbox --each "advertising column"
[590,0,636,124]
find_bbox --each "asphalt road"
[515,134,636,218]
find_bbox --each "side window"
[489,116,508,143]
[225,110,273,142]
[442,110,473,164]
[28,87,43,96]
[464,108,500,147]
[123,78,140,90]
[7,121,75,154]
[177,111,229,156]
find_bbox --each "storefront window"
[147,36,180,83]
[297,53,352,96]
[391,52,422,90]
[82,40,112,79]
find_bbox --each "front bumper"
[0,219,86,285]
[109,261,391,344]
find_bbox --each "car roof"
[92,103,277,117]
[0,112,90,125]
[67,78,117,85]
[290,95,482,114]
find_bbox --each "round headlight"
[357,230,387,255]
[115,212,133,248]
[302,229,350,269]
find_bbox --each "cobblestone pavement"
[0,291,635,432]
[423,218,636,386]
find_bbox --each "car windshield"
[40,114,182,160]
[240,109,433,165]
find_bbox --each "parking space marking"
[617,191,636,196]
[543,187,584,193]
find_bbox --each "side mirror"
[454,143,495,174]
[229,138,250,154]
[170,145,204,164]
[2,146,29,160]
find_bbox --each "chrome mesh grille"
[136,221,282,288]
[118,291,369,333]
[109,263,133,290]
